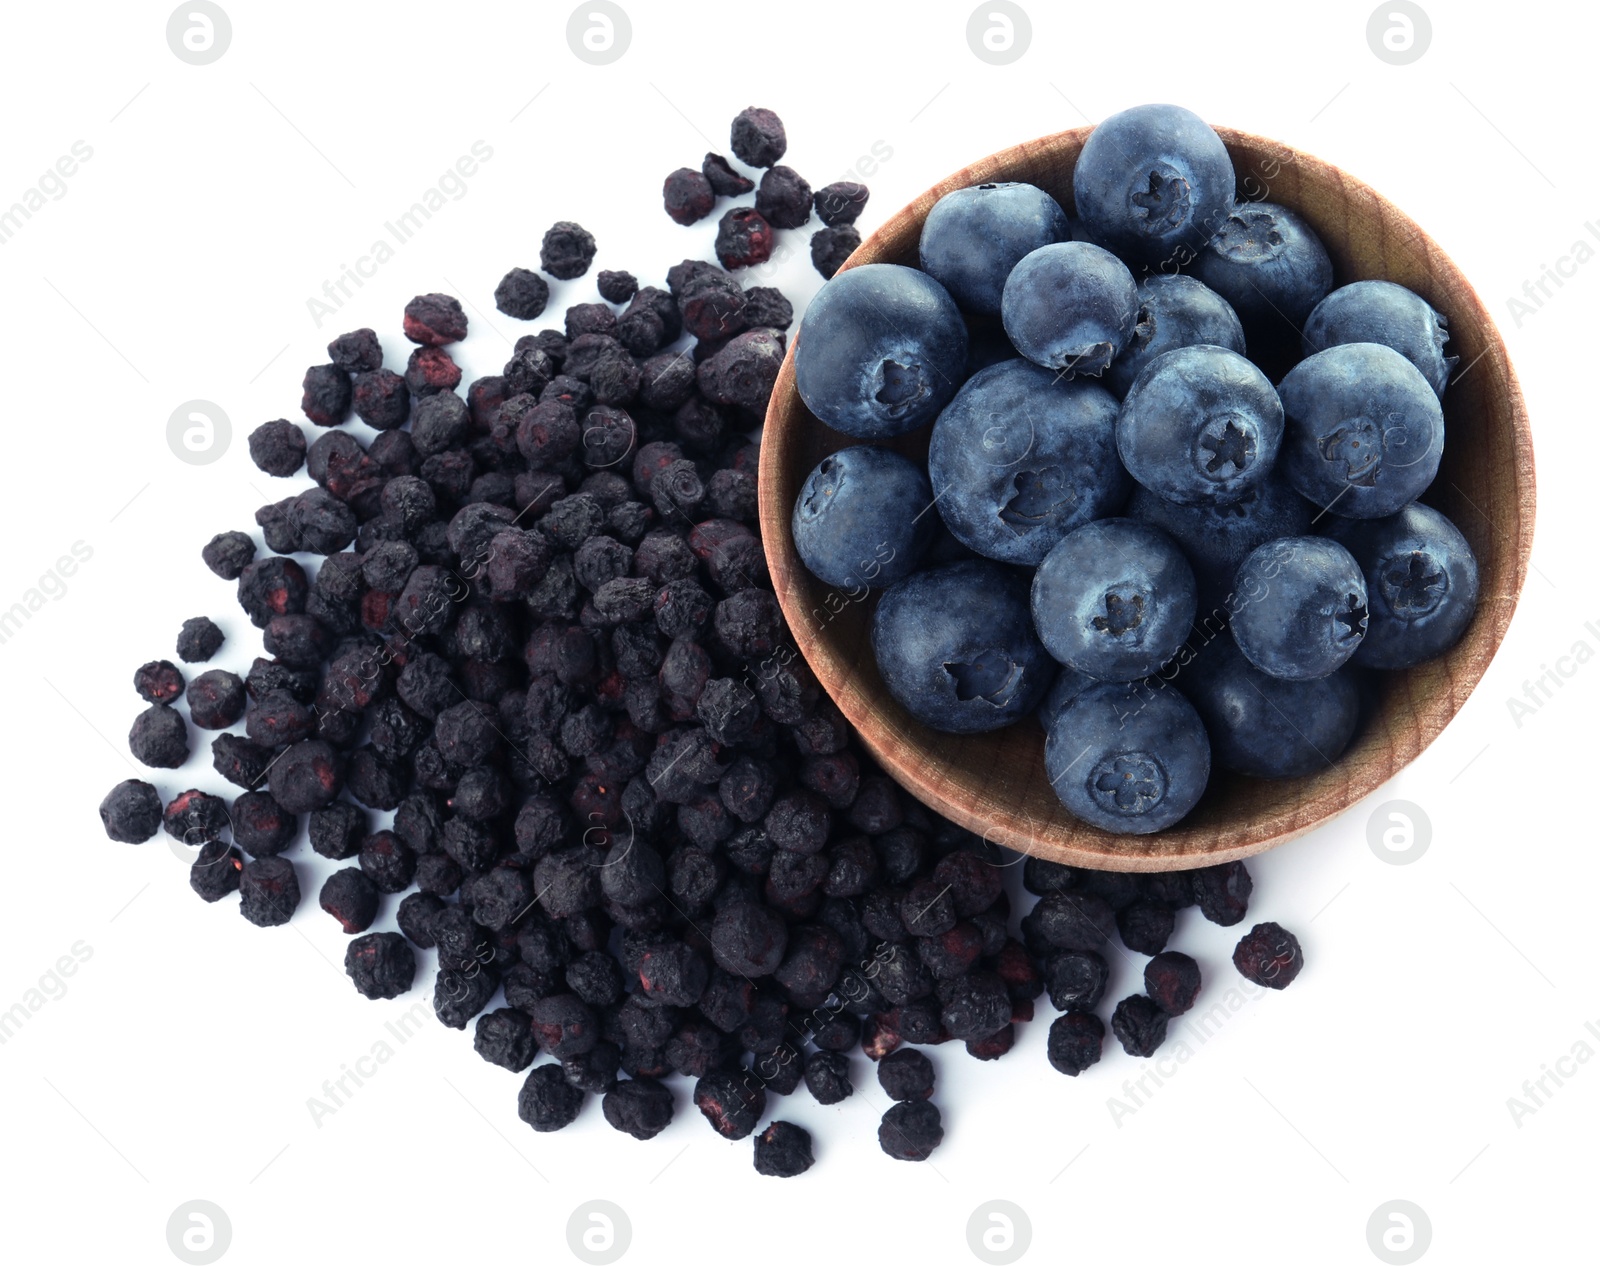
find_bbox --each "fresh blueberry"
[1126,472,1314,623]
[927,359,1128,565]
[1325,502,1479,669]
[791,446,937,590]
[1000,242,1138,378]
[1045,679,1211,833]
[1106,275,1246,398]
[1303,280,1457,397]
[919,181,1070,315]
[1180,635,1359,778]
[872,560,1053,734]
[1072,103,1236,267]
[1116,344,1283,507]
[1230,536,1368,680]
[1191,202,1333,347]
[1277,342,1444,518]
[1031,519,1196,681]
[1036,663,1095,728]
[794,263,968,439]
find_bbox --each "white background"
[0,2,1594,1263]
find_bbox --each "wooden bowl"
[758,124,1536,872]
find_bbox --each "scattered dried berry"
[403,293,468,346]
[1110,995,1169,1057]
[496,268,550,320]
[99,780,164,843]
[541,222,597,281]
[1233,922,1304,989]
[1144,951,1202,1015]
[879,1099,943,1161]
[753,1121,814,1177]
[176,617,225,663]
[664,167,716,226]
[730,107,787,168]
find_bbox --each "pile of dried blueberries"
[97,105,1302,1176]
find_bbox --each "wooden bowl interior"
[759,126,1534,871]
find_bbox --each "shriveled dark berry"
[519,1063,584,1132]
[1111,994,1169,1057]
[741,286,793,331]
[814,180,869,226]
[531,994,599,1058]
[901,880,956,937]
[345,931,414,999]
[1233,922,1304,989]
[230,790,295,856]
[270,739,345,814]
[753,1120,814,1177]
[190,841,244,902]
[308,801,366,860]
[397,891,444,948]
[756,166,813,230]
[703,152,754,195]
[877,1048,935,1101]
[352,368,409,429]
[435,965,499,1028]
[202,532,255,581]
[1041,949,1109,1013]
[1144,951,1202,1015]
[810,225,860,279]
[1032,891,1117,952]
[496,268,549,320]
[359,830,416,893]
[602,1077,673,1140]
[693,1069,766,1140]
[129,704,188,768]
[160,787,228,845]
[186,669,246,729]
[403,293,468,346]
[596,270,637,304]
[730,107,787,168]
[406,345,461,397]
[1047,1012,1105,1076]
[1117,900,1176,955]
[320,867,379,933]
[801,1050,851,1105]
[212,734,273,790]
[249,419,307,476]
[879,1099,943,1162]
[99,779,163,843]
[940,971,1010,1041]
[541,221,597,280]
[301,363,351,426]
[664,167,716,225]
[176,616,225,663]
[239,856,300,927]
[1193,861,1253,926]
[698,328,784,412]
[563,1042,621,1095]
[475,1008,537,1072]
[714,208,775,270]
[328,327,383,372]
[133,659,184,705]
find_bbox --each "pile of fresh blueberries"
[792,102,1480,834]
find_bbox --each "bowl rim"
[758,122,1536,871]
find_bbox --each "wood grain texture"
[758,126,1536,872]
